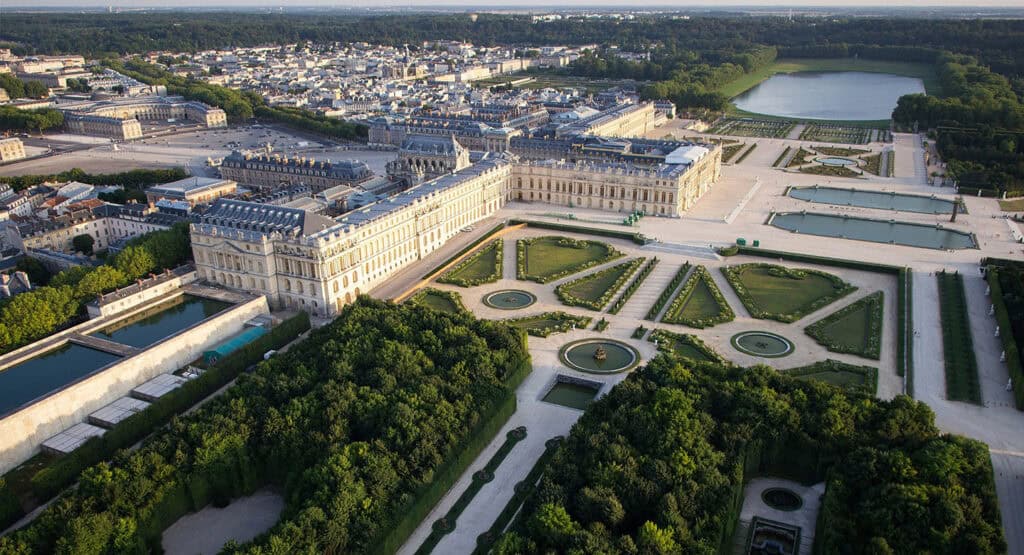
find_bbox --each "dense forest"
[0,298,532,554]
[494,355,1005,554]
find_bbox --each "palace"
[61,96,227,140]
[191,133,721,317]
[219,150,374,192]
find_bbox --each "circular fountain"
[559,339,640,374]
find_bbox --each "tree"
[528,503,577,547]
[72,234,95,255]
[75,266,125,300]
[113,245,155,280]
[23,80,49,99]
[636,521,678,554]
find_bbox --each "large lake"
[733,71,926,121]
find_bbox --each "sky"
[6,0,1024,7]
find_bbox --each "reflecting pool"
[770,212,976,250]
[733,71,925,120]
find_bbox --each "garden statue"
[593,345,607,361]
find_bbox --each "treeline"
[0,106,63,134]
[0,222,191,354]
[0,167,187,193]
[255,105,368,140]
[3,13,1023,74]
[0,73,49,100]
[494,355,1005,554]
[0,297,531,553]
[936,128,1024,195]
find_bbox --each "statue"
[593,345,607,362]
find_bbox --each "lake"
[733,71,926,121]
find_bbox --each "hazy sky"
[6,0,1024,7]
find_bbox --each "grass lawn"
[786,359,878,395]
[409,288,464,314]
[805,291,884,359]
[437,239,501,286]
[556,259,641,311]
[718,57,941,98]
[518,236,622,283]
[504,312,592,337]
[998,198,1024,211]
[937,272,981,403]
[649,329,724,364]
[723,263,856,322]
[662,266,734,328]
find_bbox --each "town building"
[145,176,238,207]
[0,138,27,164]
[60,96,227,140]
[219,150,374,192]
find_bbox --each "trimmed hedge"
[786,359,879,396]
[648,328,726,364]
[734,246,902,275]
[805,291,884,360]
[555,258,644,311]
[436,238,503,287]
[608,257,659,315]
[422,223,506,281]
[661,265,736,328]
[408,287,467,313]
[0,478,21,531]
[28,312,311,502]
[517,236,624,284]
[936,271,981,404]
[507,218,649,245]
[503,312,592,338]
[773,146,792,168]
[987,269,1024,409]
[735,143,758,164]
[646,263,692,321]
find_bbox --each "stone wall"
[0,294,269,473]
[87,269,197,319]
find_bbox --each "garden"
[813,145,870,157]
[785,359,878,395]
[660,265,735,328]
[503,311,592,338]
[409,287,466,314]
[608,258,659,315]
[937,271,981,403]
[722,142,747,163]
[707,117,794,138]
[517,236,622,283]
[804,291,884,360]
[645,263,691,320]
[799,124,877,144]
[437,239,502,287]
[722,263,857,323]
[648,328,725,364]
[798,164,863,178]
[555,258,644,311]
[786,147,814,168]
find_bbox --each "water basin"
[0,343,121,416]
[789,186,957,214]
[770,211,976,250]
[91,295,231,348]
[483,289,536,310]
[733,71,925,121]
[815,157,857,167]
[731,331,794,358]
[559,339,640,374]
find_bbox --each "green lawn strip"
[799,164,863,178]
[662,265,735,328]
[471,437,564,555]
[800,124,875,144]
[722,143,746,163]
[646,263,692,320]
[813,146,870,156]
[556,258,644,311]
[648,328,726,364]
[437,239,502,287]
[805,291,884,360]
[415,427,528,555]
[786,147,814,168]
[409,288,466,314]
[517,236,623,283]
[860,153,883,176]
[716,58,941,98]
[773,146,792,168]
[608,257,659,314]
[784,359,879,395]
[885,151,895,177]
[422,223,506,280]
[735,143,758,163]
[722,263,857,323]
[503,311,592,337]
[937,272,981,403]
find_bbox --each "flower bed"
[649,328,726,364]
[608,257,659,315]
[799,164,862,178]
[804,291,884,360]
[555,258,644,311]
[437,238,502,287]
[722,263,857,323]
[516,236,623,283]
[503,311,592,337]
[723,143,746,163]
[646,263,691,320]
[661,265,735,328]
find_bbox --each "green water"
[732,332,793,357]
[0,344,121,416]
[92,295,232,348]
[771,212,975,250]
[562,340,637,373]
[789,186,956,214]
[484,290,536,309]
[542,382,600,409]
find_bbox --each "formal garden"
[517,236,623,283]
[707,117,794,138]
[799,123,878,144]
[937,271,981,403]
[555,258,644,311]
[437,238,502,287]
[804,291,884,359]
[785,359,878,395]
[722,263,857,322]
[648,328,725,364]
[409,287,466,314]
[660,265,735,328]
[503,311,592,337]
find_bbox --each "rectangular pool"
[91,295,232,348]
[769,212,977,250]
[0,343,121,416]
[788,186,957,214]
[542,380,601,410]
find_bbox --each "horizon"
[3,1,1024,9]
